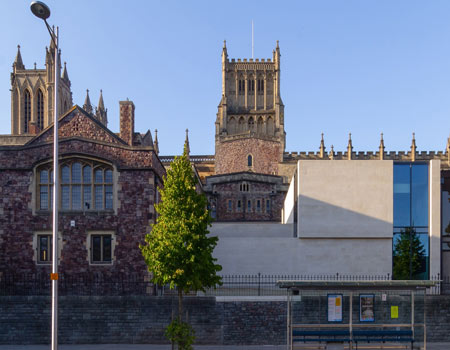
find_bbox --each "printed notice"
[328,294,343,322]
[391,306,399,319]
[360,294,375,322]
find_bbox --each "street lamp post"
[30,2,59,350]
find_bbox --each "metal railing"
[0,272,448,296]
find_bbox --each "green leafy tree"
[393,227,425,280]
[140,146,222,349]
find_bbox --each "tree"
[393,227,425,280]
[140,146,222,349]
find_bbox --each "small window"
[247,200,252,211]
[266,199,271,212]
[237,200,242,212]
[38,234,52,264]
[228,200,233,212]
[240,182,250,192]
[24,90,31,133]
[91,234,112,264]
[257,199,261,212]
[247,155,253,167]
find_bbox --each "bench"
[353,330,414,349]
[293,329,351,343]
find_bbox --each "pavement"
[0,344,449,350]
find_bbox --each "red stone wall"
[0,110,164,277]
[215,138,280,175]
[120,101,135,146]
[209,181,284,222]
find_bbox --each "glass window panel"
[40,186,48,210]
[39,235,52,262]
[266,200,270,212]
[103,236,112,262]
[40,170,48,184]
[83,165,91,183]
[393,164,411,227]
[61,185,70,210]
[61,165,70,183]
[105,185,113,209]
[72,185,81,210]
[411,164,428,227]
[72,162,81,183]
[92,236,101,262]
[105,169,113,183]
[94,169,103,183]
[49,186,53,209]
[393,229,429,280]
[84,185,92,210]
[50,169,53,183]
[95,185,103,209]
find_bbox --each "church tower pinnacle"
[10,43,72,135]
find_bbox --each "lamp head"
[30,1,51,20]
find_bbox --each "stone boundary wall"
[1,295,450,345]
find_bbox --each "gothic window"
[37,159,114,212]
[256,199,261,212]
[266,199,271,212]
[247,154,253,167]
[228,117,236,134]
[37,89,44,130]
[249,79,255,95]
[267,116,274,135]
[24,89,31,133]
[257,117,263,134]
[239,80,245,95]
[237,200,242,212]
[248,117,255,132]
[238,117,245,133]
[227,200,233,212]
[247,199,252,212]
[257,79,264,93]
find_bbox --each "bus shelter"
[277,280,439,350]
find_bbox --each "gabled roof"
[25,105,127,146]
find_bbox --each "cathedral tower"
[10,42,72,135]
[215,41,285,175]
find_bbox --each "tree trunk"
[178,288,183,322]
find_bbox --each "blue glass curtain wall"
[393,163,429,280]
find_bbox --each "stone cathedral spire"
[83,89,93,114]
[95,89,108,126]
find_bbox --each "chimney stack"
[119,100,135,146]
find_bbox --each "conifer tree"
[393,227,425,280]
[140,146,222,349]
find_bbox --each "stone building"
[0,45,164,279]
[2,39,450,283]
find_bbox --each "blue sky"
[2,1,450,156]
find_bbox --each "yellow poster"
[391,306,399,319]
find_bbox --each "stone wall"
[1,295,450,345]
[0,108,165,277]
[215,137,280,175]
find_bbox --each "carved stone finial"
[411,132,417,162]
[329,145,334,160]
[379,132,385,160]
[153,129,159,155]
[319,133,326,158]
[347,133,353,160]
[184,128,190,159]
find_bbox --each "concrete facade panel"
[298,160,393,238]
